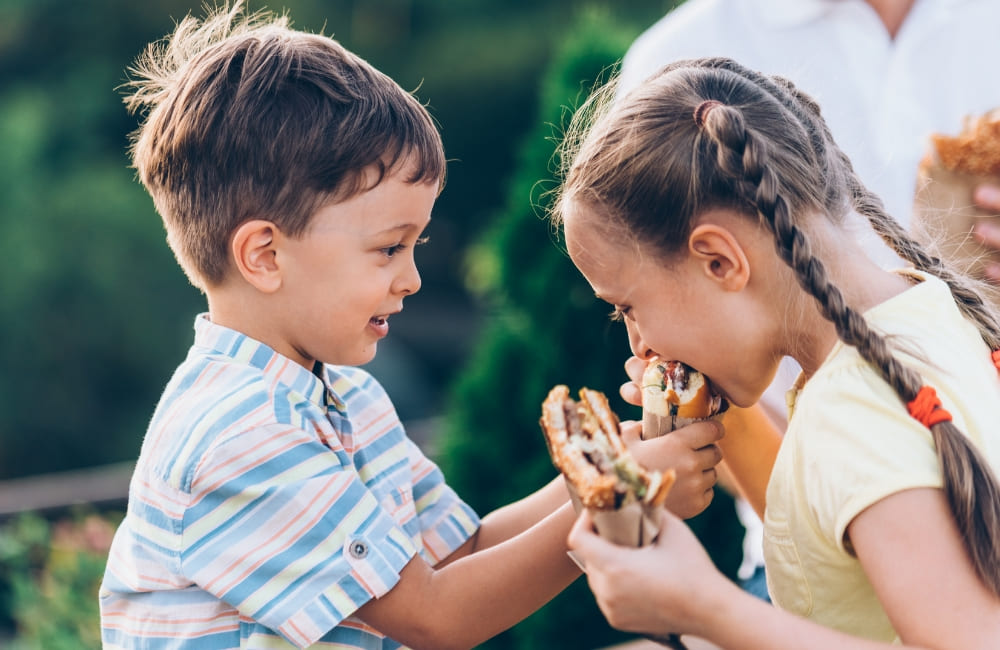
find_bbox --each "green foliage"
[0,0,674,480]
[0,82,203,478]
[438,6,743,649]
[0,509,120,649]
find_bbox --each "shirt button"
[349,540,368,559]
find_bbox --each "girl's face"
[562,201,783,408]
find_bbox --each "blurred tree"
[437,6,742,649]
[0,0,672,479]
[0,508,118,648]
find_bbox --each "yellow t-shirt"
[763,270,1000,641]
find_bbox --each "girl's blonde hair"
[554,57,1000,595]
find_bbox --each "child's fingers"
[624,355,647,382]
[567,511,603,559]
[620,380,642,407]
[671,418,725,449]
[619,356,647,406]
[619,420,642,444]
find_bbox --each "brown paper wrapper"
[564,477,661,547]
[911,107,1000,311]
[641,410,724,440]
[912,161,1000,308]
[565,477,688,650]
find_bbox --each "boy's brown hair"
[124,2,446,289]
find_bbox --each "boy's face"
[272,165,437,369]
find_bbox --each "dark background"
[0,4,752,649]
[0,0,677,479]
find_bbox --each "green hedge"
[0,509,119,649]
[438,7,744,649]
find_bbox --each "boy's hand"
[620,418,723,519]
[973,183,1000,283]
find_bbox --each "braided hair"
[554,57,1000,595]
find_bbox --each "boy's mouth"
[369,315,390,337]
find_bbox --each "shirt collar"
[756,0,973,30]
[757,0,834,29]
[192,313,346,412]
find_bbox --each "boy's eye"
[380,236,428,258]
[381,244,406,257]
[609,306,631,322]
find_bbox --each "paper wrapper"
[911,110,1000,311]
[565,480,687,650]
[642,405,727,440]
[641,411,712,440]
[564,477,661,547]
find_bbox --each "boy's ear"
[688,223,750,291]
[231,220,282,293]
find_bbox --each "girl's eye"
[609,306,631,322]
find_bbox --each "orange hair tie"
[992,349,1000,371]
[907,386,952,428]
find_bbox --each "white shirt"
[620,0,1000,245]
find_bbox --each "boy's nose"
[397,260,421,295]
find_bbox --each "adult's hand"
[973,183,1000,283]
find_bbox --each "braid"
[764,71,1000,349]
[702,106,924,401]
[844,153,1000,350]
[700,90,1000,598]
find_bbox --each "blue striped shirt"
[100,314,480,648]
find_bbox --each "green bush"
[438,7,744,649]
[0,509,120,649]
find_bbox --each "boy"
[100,3,722,648]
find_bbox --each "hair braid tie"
[693,100,723,128]
[992,349,1000,372]
[907,386,953,428]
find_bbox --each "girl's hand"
[620,418,723,518]
[619,355,648,407]
[619,355,724,518]
[567,508,737,640]
[973,183,1000,283]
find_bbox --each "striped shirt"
[100,314,480,649]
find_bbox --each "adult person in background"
[616,0,1000,600]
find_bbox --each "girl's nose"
[626,321,655,361]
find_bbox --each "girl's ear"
[688,223,751,292]
[231,220,282,293]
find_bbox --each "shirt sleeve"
[791,363,943,552]
[180,422,418,648]
[404,437,481,564]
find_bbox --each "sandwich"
[540,385,675,511]
[641,357,727,439]
[913,108,1000,309]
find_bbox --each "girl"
[556,57,1000,648]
